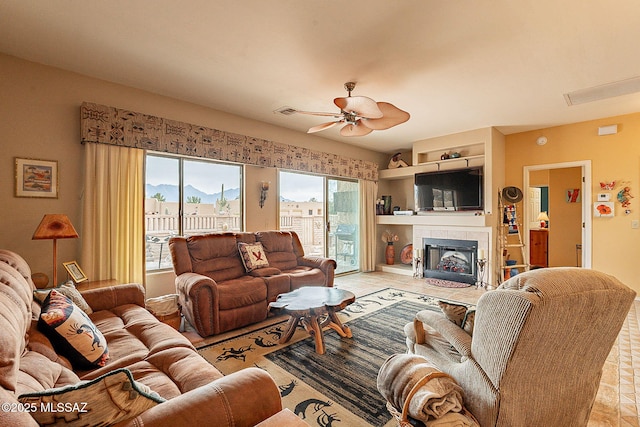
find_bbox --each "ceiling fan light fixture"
[344,81,356,96]
[292,81,410,137]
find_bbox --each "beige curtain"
[81,143,145,284]
[359,179,378,272]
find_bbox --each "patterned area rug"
[196,289,473,427]
[425,278,472,288]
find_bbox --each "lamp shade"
[32,214,79,240]
[536,211,550,222]
[32,214,78,287]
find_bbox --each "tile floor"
[334,271,640,427]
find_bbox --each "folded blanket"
[425,411,475,426]
[377,353,464,422]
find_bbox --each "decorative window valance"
[80,102,378,181]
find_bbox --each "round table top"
[269,287,356,314]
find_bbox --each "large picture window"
[145,154,242,270]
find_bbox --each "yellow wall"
[505,113,640,293]
[547,167,582,267]
[0,53,385,295]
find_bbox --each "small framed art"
[593,202,614,218]
[15,158,58,198]
[63,261,88,283]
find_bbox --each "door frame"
[523,160,592,268]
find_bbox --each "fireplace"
[423,238,478,285]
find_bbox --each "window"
[145,154,242,270]
[279,171,325,257]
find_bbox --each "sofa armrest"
[81,283,146,312]
[175,272,219,337]
[414,310,472,357]
[297,256,336,287]
[298,256,336,271]
[114,368,282,427]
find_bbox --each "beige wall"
[4,52,638,295]
[505,113,640,293]
[0,53,386,294]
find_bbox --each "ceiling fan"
[293,82,410,137]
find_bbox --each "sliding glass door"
[327,178,359,274]
[279,171,359,274]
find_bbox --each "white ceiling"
[2,0,640,154]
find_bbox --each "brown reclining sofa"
[0,249,291,427]
[169,230,336,337]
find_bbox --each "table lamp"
[537,211,549,228]
[32,214,79,287]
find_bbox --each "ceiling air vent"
[564,76,640,106]
[274,106,298,115]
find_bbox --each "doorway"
[523,161,591,268]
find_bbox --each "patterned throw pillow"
[38,290,109,368]
[19,368,164,427]
[34,281,93,314]
[438,300,475,336]
[238,242,270,272]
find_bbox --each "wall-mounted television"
[414,167,483,212]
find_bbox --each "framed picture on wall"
[566,188,581,203]
[15,157,58,198]
[593,202,614,218]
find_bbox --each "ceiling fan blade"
[334,96,383,119]
[308,121,340,133]
[340,121,373,137]
[295,110,343,118]
[361,102,410,130]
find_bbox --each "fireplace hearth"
[423,238,478,285]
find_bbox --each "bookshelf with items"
[375,127,505,283]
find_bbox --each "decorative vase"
[382,196,392,215]
[385,242,395,265]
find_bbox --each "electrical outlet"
[632,220,639,229]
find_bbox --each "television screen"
[414,167,483,211]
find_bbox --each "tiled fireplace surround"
[413,225,493,286]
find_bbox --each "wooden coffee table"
[269,287,356,355]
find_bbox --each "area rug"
[425,278,472,288]
[197,289,474,427]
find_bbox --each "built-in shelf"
[378,155,484,180]
[377,214,487,227]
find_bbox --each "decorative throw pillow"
[437,300,467,326]
[19,368,165,427]
[438,300,475,336]
[238,242,270,272]
[462,309,475,336]
[34,281,93,314]
[38,290,109,368]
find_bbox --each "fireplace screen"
[423,238,478,285]
[437,250,472,274]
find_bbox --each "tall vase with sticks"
[382,230,399,265]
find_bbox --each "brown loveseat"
[169,230,336,337]
[0,249,285,427]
